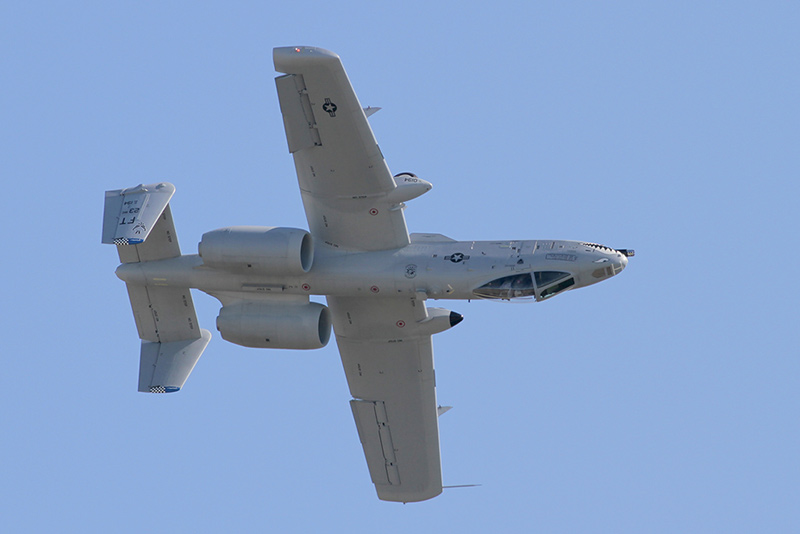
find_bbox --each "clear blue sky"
[2,2,798,532]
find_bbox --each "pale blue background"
[2,2,798,532]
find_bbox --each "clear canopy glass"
[474,271,575,300]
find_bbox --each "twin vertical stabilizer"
[103,183,210,393]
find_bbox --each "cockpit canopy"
[473,271,575,301]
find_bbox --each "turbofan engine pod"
[216,301,331,350]
[199,226,313,275]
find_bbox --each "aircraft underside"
[103,46,632,503]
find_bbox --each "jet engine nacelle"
[216,301,332,349]
[199,226,313,275]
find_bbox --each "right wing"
[327,296,443,503]
[274,46,410,252]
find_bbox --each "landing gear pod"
[385,173,432,205]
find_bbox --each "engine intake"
[199,226,313,275]
[216,301,331,350]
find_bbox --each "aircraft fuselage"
[116,237,628,303]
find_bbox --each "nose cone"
[580,242,632,287]
[607,252,628,277]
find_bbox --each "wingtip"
[273,46,340,72]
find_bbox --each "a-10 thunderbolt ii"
[103,46,633,503]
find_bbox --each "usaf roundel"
[445,253,470,263]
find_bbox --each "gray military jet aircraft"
[103,46,633,503]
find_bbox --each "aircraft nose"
[614,248,633,274]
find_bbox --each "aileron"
[275,74,321,153]
[350,400,401,486]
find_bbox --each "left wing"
[274,46,410,252]
[327,296,443,503]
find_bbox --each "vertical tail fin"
[138,330,211,393]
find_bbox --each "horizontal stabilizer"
[102,182,175,245]
[139,329,212,393]
[125,284,202,343]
